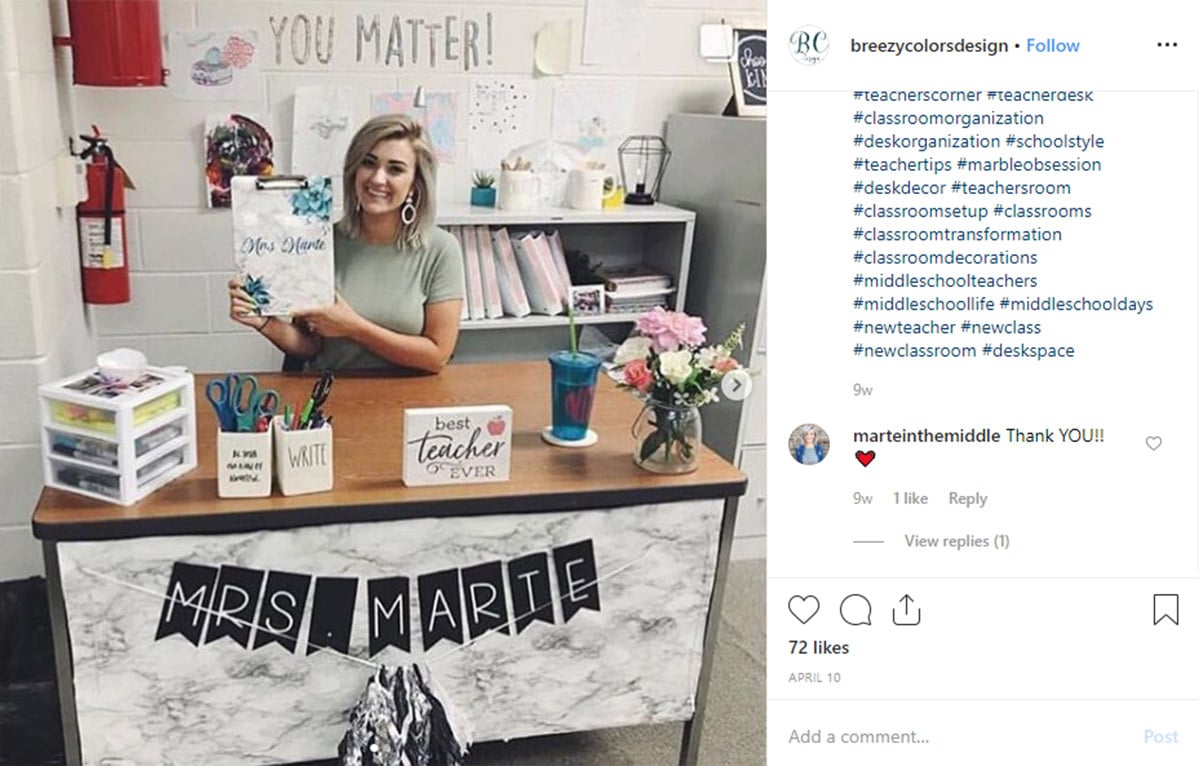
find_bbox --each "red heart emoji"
[855,450,876,467]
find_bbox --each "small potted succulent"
[470,170,496,207]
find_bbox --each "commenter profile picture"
[789,423,830,465]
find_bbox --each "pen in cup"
[298,370,334,429]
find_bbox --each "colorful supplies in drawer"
[53,449,186,500]
[50,422,184,468]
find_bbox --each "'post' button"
[1144,729,1180,745]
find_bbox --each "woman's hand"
[292,294,364,339]
[227,278,321,360]
[227,278,270,331]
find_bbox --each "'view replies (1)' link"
[770,4,1198,763]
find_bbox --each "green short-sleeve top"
[309,226,464,370]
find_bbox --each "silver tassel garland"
[339,664,470,766]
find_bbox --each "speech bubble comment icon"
[840,594,872,626]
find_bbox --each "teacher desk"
[32,361,748,766]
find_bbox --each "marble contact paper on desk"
[57,500,722,766]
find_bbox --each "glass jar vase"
[632,400,702,474]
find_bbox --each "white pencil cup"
[498,169,542,211]
[568,169,610,210]
[216,428,273,498]
[273,417,333,496]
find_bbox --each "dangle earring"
[400,192,417,226]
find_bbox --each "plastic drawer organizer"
[39,366,197,505]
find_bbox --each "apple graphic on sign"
[487,416,506,436]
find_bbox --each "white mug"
[568,169,611,210]
[498,170,542,211]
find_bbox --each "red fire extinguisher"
[78,130,130,304]
[54,0,165,87]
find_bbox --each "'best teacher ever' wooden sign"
[403,405,512,486]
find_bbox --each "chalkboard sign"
[730,29,766,116]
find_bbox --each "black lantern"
[618,135,671,205]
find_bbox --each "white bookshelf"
[438,202,696,360]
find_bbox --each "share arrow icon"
[892,594,921,626]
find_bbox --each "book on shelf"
[512,231,565,315]
[446,226,470,320]
[546,230,574,300]
[605,286,673,311]
[474,225,504,318]
[461,225,487,320]
[533,233,569,311]
[605,299,672,314]
[604,285,675,301]
[595,265,672,294]
[490,228,532,317]
[604,277,675,313]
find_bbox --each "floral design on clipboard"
[290,177,333,222]
[242,275,271,312]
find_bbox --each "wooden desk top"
[33,361,746,541]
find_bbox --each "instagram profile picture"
[789,423,830,465]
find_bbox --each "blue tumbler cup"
[548,350,601,441]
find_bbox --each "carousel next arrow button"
[721,369,753,401]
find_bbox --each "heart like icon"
[788,595,820,624]
[855,450,876,467]
[1146,436,1162,451]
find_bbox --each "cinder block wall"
[0,0,762,579]
[1,0,95,578]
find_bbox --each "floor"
[0,577,64,765]
[0,559,765,765]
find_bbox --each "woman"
[794,426,825,465]
[229,115,464,372]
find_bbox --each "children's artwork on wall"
[204,115,275,209]
[292,87,355,206]
[467,79,536,173]
[371,91,458,163]
[552,81,632,155]
[167,30,262,101]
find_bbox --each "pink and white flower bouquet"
[613,308,745,472]
[613,307,745,407]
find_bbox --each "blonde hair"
[337,114,437,247]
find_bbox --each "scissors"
[206,373,280,432]
[298,369,334,428]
